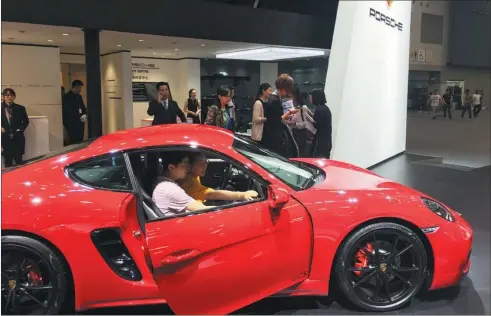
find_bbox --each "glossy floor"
[83,153,490,315]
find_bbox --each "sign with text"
[131,62,160,82]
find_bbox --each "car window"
[2,139,95,173]
[68,154,131,191]
[128,148,267,221]
[233,136,316,190]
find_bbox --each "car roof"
[86,124,236,154]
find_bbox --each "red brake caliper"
[353,243,373,276]
[27,265,43,285]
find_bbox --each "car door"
[144,171,312,314]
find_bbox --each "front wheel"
[1,235,69,315]
[334,222,427,312]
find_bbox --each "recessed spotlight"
[117,44,122,47]
[201,44,206,47]
[48,40,54,42]
[62,33,70,36]
[153,52,157,55]
[138,39,144,42]
[8,37,15,40]
[174,48,179,51]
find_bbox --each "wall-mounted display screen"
[132,82,158,102]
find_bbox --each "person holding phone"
[147,82,187,125]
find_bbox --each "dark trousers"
[3,152,23,167]
[461,106,472,119]
[443,104,452,118]
[474,104,482,117]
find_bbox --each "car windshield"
[2,140,95,173]
[233,136,316,190]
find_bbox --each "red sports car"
[1,124,472,315]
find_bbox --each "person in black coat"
[1,88,29,167]
[261,74,299,158]
[147,82,187,125]
[62,80,87,145]
[310,89,332,159]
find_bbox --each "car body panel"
[145,197,312,315]
[1,125,472,313]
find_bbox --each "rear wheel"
[1,235,68,315]
[334,222,427,312]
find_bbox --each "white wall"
[409,1,449,68]
[2,44,63,150]
[326,1,412,168]
[131,58,201,128]
[260,63,279,86]
[60,53,85,64]
[101,52,133,134]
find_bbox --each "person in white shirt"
[429,89,442,119]
[472,89,482,117]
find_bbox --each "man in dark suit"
[62,80,87,145]
[147,82,187,125]
[1,88,29,167]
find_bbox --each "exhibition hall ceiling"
[1,22,329,59]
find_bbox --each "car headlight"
[421,197,454,222]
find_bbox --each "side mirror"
[268,185,290,210]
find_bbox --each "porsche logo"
[379,263,388,273]
[387,0,393,8]
[8,280,16,290]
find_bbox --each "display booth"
[24,116,50,160]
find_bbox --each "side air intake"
[91,228,142,281]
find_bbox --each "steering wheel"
[220,164,233,189]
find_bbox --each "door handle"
[161,249,202,265]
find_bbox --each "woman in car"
[180,152,258,203]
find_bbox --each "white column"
[101,51,133,134]
[260,62,278,86]
[325,1,411,168]
[176,59,201,110]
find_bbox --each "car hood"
[292,158,407,192]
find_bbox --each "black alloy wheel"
[334,222,427,312]
[1,235,68,315]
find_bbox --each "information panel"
[132,82,158,102]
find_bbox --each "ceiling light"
[62,33,70,36]
[201,44,206,47]
[117,44,122,47]
[174,48,179,51]
[216,47,325,61]
[153,52,157,55]
[138,39,144,42]
[47,40,54,42]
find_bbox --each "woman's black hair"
[2,88,16,97]
[311,88,327,105]
[216,85,230,107]
[188,88,196,98]
[256,83,271,99]
[188,152,206,165]
[294,87,305,106]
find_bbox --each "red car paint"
[1,125,472,314]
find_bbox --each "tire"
[1,235,69,315]
[334,222,427,312]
